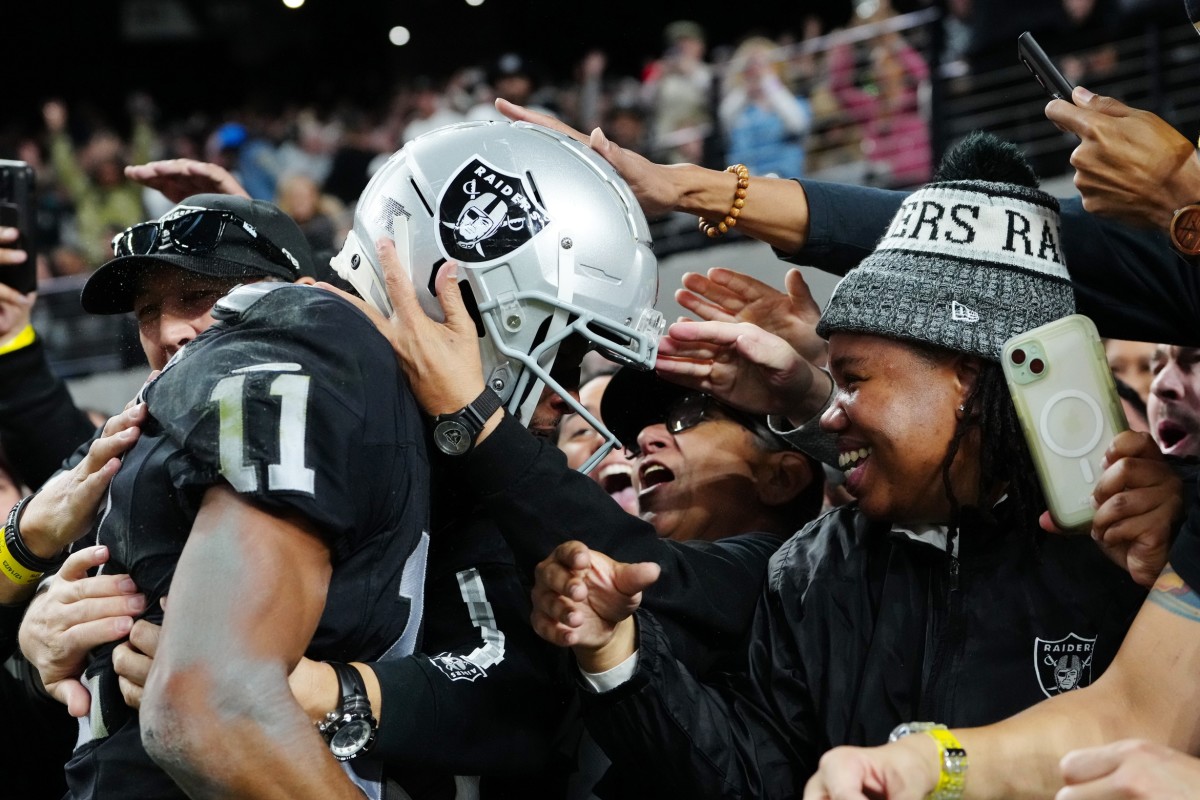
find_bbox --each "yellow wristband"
[0,325,35,357]
[925,728,968,800]
[0,532,43,586]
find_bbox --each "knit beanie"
[816,132,1075,361]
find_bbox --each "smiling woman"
[549,132,1164,800]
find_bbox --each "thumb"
[589,127,617,165]
[59,545,111,582]
[52,680,93,718]
[612,560,661,597]
[1074,86,1128,117]
[1039,510,1066,535]
[432,261,473,333]
[784,268,818,313]
[376,238,422,321]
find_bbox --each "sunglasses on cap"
[623,392,774,458]
[111,209,300,274]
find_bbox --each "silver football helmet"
[331,120,663,472]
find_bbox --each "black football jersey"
[65,283,431,799]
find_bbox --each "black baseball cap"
[81,194,314,314]
[600,366,789,453]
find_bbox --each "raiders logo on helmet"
[436,156,550,263]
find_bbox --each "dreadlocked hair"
[908,342,1046,557]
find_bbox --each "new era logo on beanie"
[816,132,1076,361]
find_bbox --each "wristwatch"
[889,722,967,800]
[1169,203,1200,257]
[317,662,377,762]
[431,387,503,456]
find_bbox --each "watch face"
[1173,206,1200,255]
[330,718,374,760]
[434,419,473,455]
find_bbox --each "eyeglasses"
[623,393,770,458]
[112,210,300,274]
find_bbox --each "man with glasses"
[600,366,825,543]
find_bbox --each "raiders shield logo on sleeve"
[436,156,551,263]
[1034,633,1096,698]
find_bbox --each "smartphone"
[1018,31,1075,102]
[0,160,38,294]
[1003,314,1128,531]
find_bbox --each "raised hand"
[675,267,826,366]
[18,402,146,558]
[1045,88,1200,232]
[530,540,660,673]
[318,239,485,416]
[496,98,685,217]
[125,159,251,203]
[657,319,829,422]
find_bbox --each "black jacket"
[371,415,786,798]
[582,503,1148,799]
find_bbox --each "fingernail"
[94,545,108,559]
[128,595,145,613]
[1090,496,1099,509]
[118,577,136,593]
[115,617,133,633]
[1075,86,1094,103]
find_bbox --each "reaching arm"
[125,158,251,203]
[139,483,363,800]
[497,98,814,253]
[803,564,1200,800]
[1045,87,1200,233]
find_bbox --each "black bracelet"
[4,495,65,573]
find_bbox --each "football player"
[50,192,431,799]
[21,123,665,800]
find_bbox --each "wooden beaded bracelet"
[698,164,750,238]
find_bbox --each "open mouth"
[1157,419,1191,454]
[838,446,872,490]
[599,464,633,495]
[637,462,676,495]
[598,463,638,513]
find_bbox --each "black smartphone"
[0,160,37,293]
[1018,31,1075,102]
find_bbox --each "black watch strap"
[330,661,370,717]
[318,661,377,761]
[432,387,503,456]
